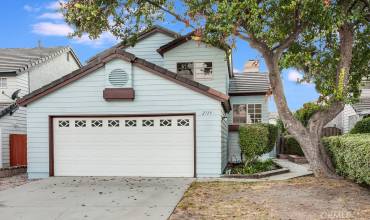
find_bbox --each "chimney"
[243,60,259,72]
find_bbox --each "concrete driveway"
[0,177,193,220]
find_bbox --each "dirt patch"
[170,177,370,220]
[0,174,32,191]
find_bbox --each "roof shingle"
[0,46,76,74]
[229,72,270,95]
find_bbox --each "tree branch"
[141,0,195,28]
[272,7,303,57]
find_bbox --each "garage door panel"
[53,115,194,177]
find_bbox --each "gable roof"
[17,48,230,111]
[87,25,179,63]
[229,72,270,95]
[156,32,233,77]
[0,46,81,75]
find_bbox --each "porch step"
[287,155,308,164]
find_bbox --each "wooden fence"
[321,127,342,137]
[9,134,27,167]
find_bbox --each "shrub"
[294,102,322,127]
[350,117,370,134]
[239,124,269,164]
[323,134,370,185]
[283,135,304,156]
[230,159,275,175]
[264,123,279,152]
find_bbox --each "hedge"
[323,134,370,185]
[283,135,304,156]
[350,117,370,134]
[239,123,278,164]
[264,123,279,153]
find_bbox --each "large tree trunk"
[263,54,339,178]
[243,4,354,179]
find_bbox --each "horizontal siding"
[27,58,223,178]
[163,41,229,94]
[221,111,228,171]
[0,76,18,103]
[29,52,80,92]
[0,107,27,167]
[125,32,174,66]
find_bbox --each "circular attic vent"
[108,69,129,87]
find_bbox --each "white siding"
[163,41,229,94]
[227,95,269,163]
[221,111,228,171]
[0,76,18,102]
[125,32,175,66]
[326,104,358,133]
[26,58,224,178]
[0,107,27,167]
[29,52,80,92]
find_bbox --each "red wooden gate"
[9,134,27,166]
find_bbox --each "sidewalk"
[198,159,313,182]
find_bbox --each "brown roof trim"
[229,92,267,96]
[17,49,229,108]
[87,26,179,63]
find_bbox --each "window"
[160,119,172,127]
[177,62,194,79]
[0,78,7,88]
[233,104,246,124]
[247,104,262,123]
[177,119,190,126]
[195,62,212,79]
[177,62,213,80]
[58,120,69,127]
[125,120,137,127]
[232,104,262,124]
[108,120,120,127]
[75,120,86,127]
[91,120,103,127]
[142,120,154,127]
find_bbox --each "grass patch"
[229,159,276,175]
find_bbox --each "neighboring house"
[0,47,81,168]
[326,79,370,133]
[18,26,269,179]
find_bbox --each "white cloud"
[288,70,303,82]
[32,22,72,36]
[23,5,40,12]
[46,1,64,10]
[233,68,241,73]
[287,70,313,86]
[72,32,119,48]
[38,12,64,20]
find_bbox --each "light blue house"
[18,26,270,178]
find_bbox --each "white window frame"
[194,62,213,80]
[176,62,194,79]
[232,103,262,124]
[0,77,7,88]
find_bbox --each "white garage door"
[53,115,194,177]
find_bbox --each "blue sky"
[0,0,319,111]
